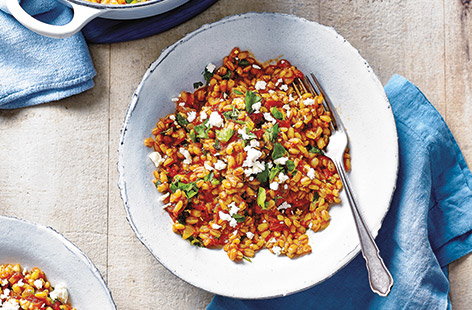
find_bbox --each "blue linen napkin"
[0,0,95,109]
[208,75,472,310]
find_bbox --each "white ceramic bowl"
[0,216,116,309]
[119,13,398,299]
[7,0,189,38]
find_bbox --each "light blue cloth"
[0,0,95,109]
[208,75,472,310]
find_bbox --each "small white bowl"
[119,12,398,299]
[0,216,116,309]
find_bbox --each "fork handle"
[333,160,394,296]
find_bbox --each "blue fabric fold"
[208,75,472,310]
[0,0,95,109]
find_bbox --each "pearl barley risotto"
[0,264,75,310]
[144,48,350,262]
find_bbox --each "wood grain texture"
[0,0,470,309]
[445,1,472,309]
[0,44,111,276]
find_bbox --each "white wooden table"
[1,1,471,309]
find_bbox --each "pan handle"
[7,0,105,39]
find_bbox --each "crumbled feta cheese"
[249,139,260,148]
[270,182,279,191]
[284,184,289,189]
[219,211,237,227]
[16,280,24,287]
[207,111,224,128]
[0,288,11,300]
[148,152,164,168]
[232,230,238,235]
[204,162,214,171]
[303,98,315,106]
[307,168,316,180]
[272,246,282,256]
[277,201,292,210]
[282,104,292,117]
[158,192,170,202]
[255,80,267,90]
[187,111,196,122]
[0,299,19,310]
[228,202,239,216]
[268,162,274,168]
[211,223,221,229]
[171,97,179,102]
[169,114,176,120]
[278,172,289,183]
[243,161,265,177]
[252,64,261,69]
[179,147,192,165]
[33,280,43,289]
[280,84,289,91]
[49,283,69,303]
[179,102,186,107]
[162,203,171,209]
[275,78,283,86]
[249,176,254,181]
[289,93,295,101]
[206,63,216,73]
[238,128,252,140]
[200,111,208,120]
[252,101,262,113]
[214,160,227,170]
[263,112,276,124]
[246,232,255,239]
[268,237,277,243]
[243,147,263,169]
[1,279,8,286]
[308,222,313,228]
[273,156,288,165]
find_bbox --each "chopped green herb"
[256,165,269,183]
[238,59,250,67]
[272,143,287,159]
[309,145,324,155]
[222,70,232,80]
[176,113,189,127]
[286,160,296,172]
[189,129,197,142]
[211,178,221,185]
[194,123,209,139]
[233,90,243,95]
[274,195,283,201]
[232,214,246,223]
[269,165,284,181]
[242,256,253,263]
[270,107,284,120]
[257,187,267,209]
[245,91,261,114]
[170,181,199,199]
[193,81,204,89]
[154,180,162,188]
[214,140,221,150]
[203,68,213,84]
[223,107,239,120]
[203,171,214,182]
[265,123,279,142]
[216,128,234,142]
[313,192,320,202]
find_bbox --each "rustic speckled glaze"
[118,13,398,299]
[0,216,116,309]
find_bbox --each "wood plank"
[0,44,111,277]
[319,0,446,115]
[444,1,472,309]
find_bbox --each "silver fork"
[294,73,394,296]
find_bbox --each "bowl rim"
[118,11,399,299]
[0,215,117,308]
